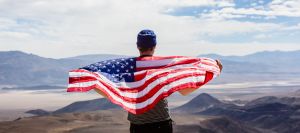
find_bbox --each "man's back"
[128,30,173,133]
[128,99,170,124]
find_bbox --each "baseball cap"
[136,29,157,48]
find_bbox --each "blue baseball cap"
[136,29,157,48]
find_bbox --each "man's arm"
[94,89,108,98]
[215,59,223,72]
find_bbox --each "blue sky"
[166,0,300,44]
[0,0,299,58]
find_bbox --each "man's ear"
[151,46,156,51]
[137,46,141,51]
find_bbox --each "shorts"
[130,119,173,133]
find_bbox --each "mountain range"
[26,98,120,116]
[174,93,300,133]
[1,50,300,87]
[0,109,263,133]
[23,92,300,133]
[0,51,127,86]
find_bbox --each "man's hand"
[215,59,223,72]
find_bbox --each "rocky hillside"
[175,93,300,133]
[26,98,120,115]
[0,110,261,133]
[23,93,300,133]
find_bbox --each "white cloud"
[149,0,234,8]
[194,20,281,36]
[269,0,300,17]
[0,31,32,39]
[0,0,299,58]
[158,42,300,56]
[0,18,16,28]
[201,0,300,19]
[253,34,271,39]
[283,23,300,30]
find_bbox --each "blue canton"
[81,57,136,82]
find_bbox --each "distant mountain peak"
[245,95,300,107]
[0,50,44,59]
[26,109,50,116]
[53,98,120,114]
[173,93,222,113]
[0,50,27,56]
[189,93,221,105]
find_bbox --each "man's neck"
[139,51,154,57]
[139,54,153,57]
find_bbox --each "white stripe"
[136,57,189,68]
[69,69,206,98]
[199,64,220,75]
[192,61,220,76]
[68,80,98,88]
[69,75,206,110]
[69,71,95,77]
[69,63,204,88]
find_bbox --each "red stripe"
[134,71,147,81]
[67,85,94,92]
[69,76,97,84]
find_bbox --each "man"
[128,29,173,133]
[128,29,223,133]
[93,29,223,133]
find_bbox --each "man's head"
[136,29,156,55]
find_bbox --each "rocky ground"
[0,110,262,133]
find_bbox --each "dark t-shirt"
[127,99,171,124]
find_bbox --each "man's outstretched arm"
[94,89,108,98]
[215,59,223,72]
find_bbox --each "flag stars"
[81,57,136,82]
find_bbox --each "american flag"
[67,56,220,114]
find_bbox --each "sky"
[0,0,300,58]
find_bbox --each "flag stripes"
[67,56,220,114]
